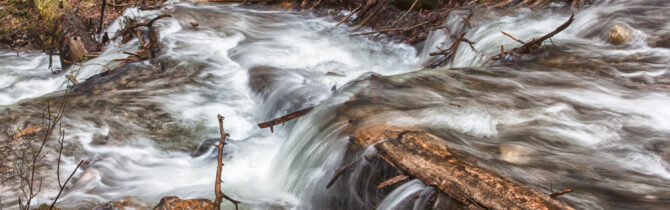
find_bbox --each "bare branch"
[214,115,240,210]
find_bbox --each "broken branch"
[335,4,363,27]
[350,21,429,36]
[549,188,573,198]
[376,174,409,189]
[214,115,240,210]
[520,14,574,51]
[257,107,314,132]
[501,31,525,44]
[326,157,362,189]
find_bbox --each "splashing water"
[1,0,669,209]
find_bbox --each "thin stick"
[549,188,573,198]
[389,0,418,28]
[309,0,323,10]
[352,0,387,32]
[214,115,240,210]
[335,4,363,27]
[326,157,362,189]
[519,14,574,50]
[350,21,429,36]
[377,174,409,189]
[49,160,84,210]
[501,31,525,44]
[257,107,314,133]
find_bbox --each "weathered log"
[257,107,314,132]
[374,131,574,209]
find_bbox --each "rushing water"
[1,0,670,209]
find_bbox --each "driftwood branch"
[326,157,363,189]
[257,107,314,133]
[501,31,525,44]
[351,21,429,36]
[376,174,409,189]
[214,115,240,210]
[388,0,418,28]
[495,14,574,59]
[519,14,574,51]
[549,188,573,198]
[335,4,363,27]
[352,0,388,32]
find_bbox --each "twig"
[335,4,363,27]
[352,0,387,32]
[257,107,314,133]
[549,188,573,198]
[350,21,429,36]
[519,14,574,51]
[214,115,240,210]
[377,174,409,189]
[123,51,141,57]
[326,157,363,189]
[308,0,323,10]
[501,31,525,44]
[389,0,418,28]
[49,160,84,210]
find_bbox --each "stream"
[1,0,670,209]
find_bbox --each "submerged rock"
[92,198,149,210]
[153,196,214,210]
[608,25,633,45]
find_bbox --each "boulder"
[608,25,632,45]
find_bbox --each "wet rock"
[68,35,89,62]
[153,196,214,210]
[12,125,42,140]
[189,21,199,28]
[92,198,149,210]
[194,138,218,157]
[648,32,670,48]
[499,144,533,165]
[608,25,632,45]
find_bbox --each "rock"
[92,198,149,210]
[68,35,89,62]
[608,25,632,45]
[194,138,218,157]
[499,144,533,165]
[12,125,42,140]
[648,32,670,48]
[37,204,61,210]
[189,21,199,27]
[153,196,215,210]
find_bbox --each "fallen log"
[257,107,314,132]
[373,130,574,209]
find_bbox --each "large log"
[373,131,573,210]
